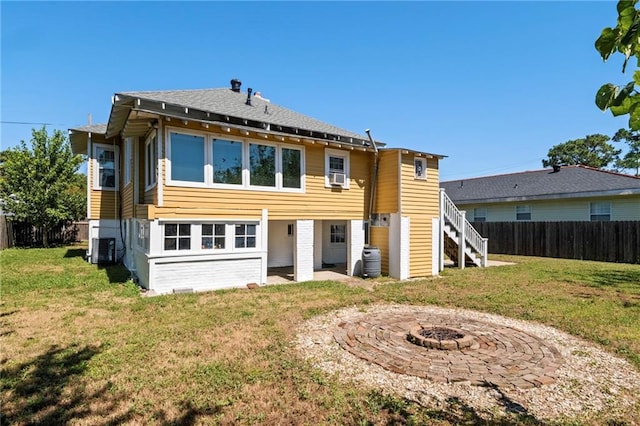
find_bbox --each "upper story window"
[169,132,205,183]
[414,157,427,180]
[212,139,242,185]
[145,134,158,190]
[166,129,304,192]
[282,148,302,189]
[590,201,611,221]
[124,138,132,186]
[473,207,487,222]
[249,143,276,187]
[93,144,118,190]
[325,148,350,189]
[516,205,531,221]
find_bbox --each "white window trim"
[145,132,158,191]
[164,126,305,193]
[124,137,132,186]
[414,157,427,180]
[324,148,350,189]
[160,221,261,254]
[590,201,612,221]
[516,205,531,221]
[93,143,119,191]
[473,207,487,222]
[165,129,208,188]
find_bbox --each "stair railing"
[440,189,488,267]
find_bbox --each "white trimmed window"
[124,137,132,186]
[590,201,611,221]
[414,157,427,180]
[168,132,205,185]
[93,144,118,190]
[473,207,487,222]
[164,223,191,251]
[234,224,257,248]
[325,148,350,189]
[330,224,346,243]
[167,129,304,192]
[202,224,226,249]
[516,205,531,221]
[137,220,150,253]
[145,134,158,190]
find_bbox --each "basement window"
[235,224,257,248]
[164,224,191,251]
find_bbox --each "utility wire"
[1,121,68,126]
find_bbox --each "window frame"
[201,223,227,250]
[590,201,611,221]
[93,143,119,191]
[516,205,531,221]
[166,130,207,187]
[234,223,258,249]
[324,148,350,189]
[473,207,487,222]
[165,127,305,192]
[164,223,192,251]
[159,221,261,254]
[124,137,132,186]
[414,157,427,180]
[145,133,158,191]
[330,224,346,244]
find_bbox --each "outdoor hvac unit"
[329,172,346,186]
[91,238,116,264]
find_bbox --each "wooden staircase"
[439,189,488,269]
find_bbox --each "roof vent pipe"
[552,164,561,173]
[230,79,242,92]
[246,88,253,106]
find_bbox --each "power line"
[1,121,67,126]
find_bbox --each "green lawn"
[1,246,639,425]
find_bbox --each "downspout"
[365,129,379,245]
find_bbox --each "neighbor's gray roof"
[441,165,640,203]
[69,123,107,134]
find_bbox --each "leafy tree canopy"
[0,127,84,246]
[612,128,640,174]
[542,134,621,169]
[595,0,640,129]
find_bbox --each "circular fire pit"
[407,324,476,350]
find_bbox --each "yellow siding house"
[69,80,447,294]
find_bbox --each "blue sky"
[0,1,632,181]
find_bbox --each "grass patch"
[1,247,639,424]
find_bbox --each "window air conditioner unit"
[91,238,116,264]
[329,172,346,186]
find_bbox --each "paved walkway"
[333,310,563,389]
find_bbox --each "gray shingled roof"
[441,166,640,203]
[69,123,107,134]
[119,88,368,142]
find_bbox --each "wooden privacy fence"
[0,217,89,249]
[470,221,640,264]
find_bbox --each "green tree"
[0,127,84,247]
[542,134,621,169]
[612,128,640,175]
[595,1,640,129]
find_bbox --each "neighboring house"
[440,165,640,222]
[69,80,450,294]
